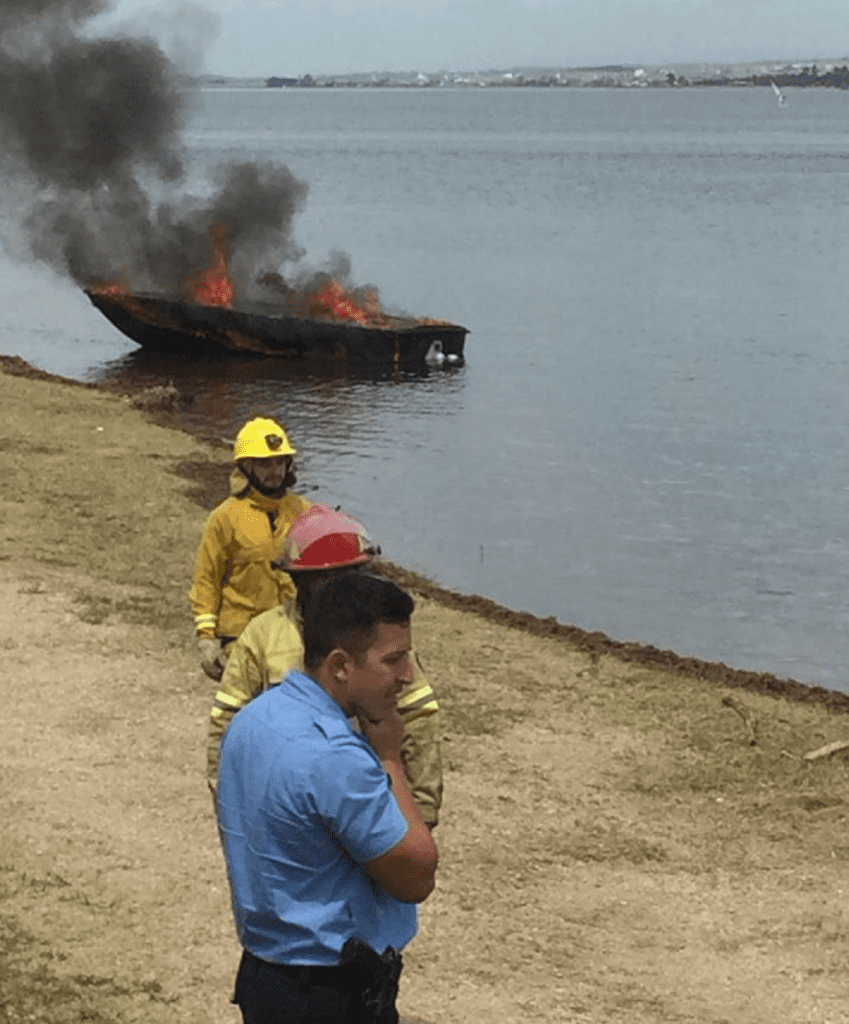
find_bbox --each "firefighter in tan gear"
[189,417,312,681]
[208,504,443,827]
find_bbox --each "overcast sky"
[99,0,849,78]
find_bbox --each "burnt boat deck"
[85,290,468,364]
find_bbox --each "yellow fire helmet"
[233,417,297,460]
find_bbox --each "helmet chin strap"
[245,469,288,499]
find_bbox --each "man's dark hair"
[302,573,414,671]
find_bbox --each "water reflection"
[93,347,468,461]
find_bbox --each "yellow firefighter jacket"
[188,469,311,640]
[207,598,443,826]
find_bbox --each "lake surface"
[3,85,849,690]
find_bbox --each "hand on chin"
[356,707,404,760]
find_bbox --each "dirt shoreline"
[3,351,845,715]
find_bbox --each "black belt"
[244,949,356,992]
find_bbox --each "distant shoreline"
[189,56,849,92]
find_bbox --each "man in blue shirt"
[217,573,439,1024]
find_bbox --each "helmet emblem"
[265,433,283,451]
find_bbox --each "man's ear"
[326,648,350,683]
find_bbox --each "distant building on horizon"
[267,74,315,88]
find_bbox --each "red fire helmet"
[274,504,379,572]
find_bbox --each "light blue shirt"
[217,669,417,965]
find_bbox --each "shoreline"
[3,350,846,716]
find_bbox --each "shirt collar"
[283,668,349,722]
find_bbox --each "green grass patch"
[0,867,179,1023]
[0,370,216,642]
[73,589,186,632]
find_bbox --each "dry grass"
[3,363,849,1024]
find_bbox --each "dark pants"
[233,949,399,1024]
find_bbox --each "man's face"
[243,455,290,493]
[343,622,413,722]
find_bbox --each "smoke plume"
[0,0,338,305]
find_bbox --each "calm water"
[4,86,849,690]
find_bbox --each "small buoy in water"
[425,340,445,364]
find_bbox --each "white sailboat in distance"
[771,78,788,106]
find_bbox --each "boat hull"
[85,291,468,364]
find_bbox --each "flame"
[187,226,234,307]
[90,280,129,296]
[307,280,390,326]
[88,235,442,332]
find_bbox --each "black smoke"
[0,0,326,303]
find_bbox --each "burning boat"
[85,227,467,365]
[85,268,467,368]
[85,288,468,365]
[1,0,468,369]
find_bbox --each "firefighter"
[207,504,443,828]
[189,416,312,681]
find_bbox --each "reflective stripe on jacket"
[207,600,443,826]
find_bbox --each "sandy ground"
[3,357,849,1024]
[4,554,849,1024]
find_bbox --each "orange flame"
[90,280,129,296]
[308,280,390,326]
[188,226,234,307]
